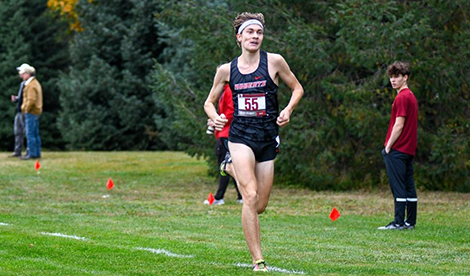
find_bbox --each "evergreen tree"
[152,0,233,156]
[58,0,165,150]
[0,0,29,151]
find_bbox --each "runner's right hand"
[214,114,227,131]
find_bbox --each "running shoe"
[219,152,232,176]
[377,222,405,230]
[253,259,268,272]
[203,199,225,205]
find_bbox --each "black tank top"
[229,51,279,142]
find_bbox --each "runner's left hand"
[277,109,291,127]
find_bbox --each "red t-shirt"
[384,88,418,156]
[214,84,234,139]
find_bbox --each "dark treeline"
[1,0,469,191]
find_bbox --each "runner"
[204,12,303,271]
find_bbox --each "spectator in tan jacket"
[17,63,42,160]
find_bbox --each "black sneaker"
[377,222,405,230]
[404,222,415,230]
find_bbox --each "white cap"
[16,63,35,74]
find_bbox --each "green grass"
[0,151,469,275]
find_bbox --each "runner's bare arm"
[270,54,304,127]
[204,63,230,130]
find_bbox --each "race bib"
[237,93,266,117]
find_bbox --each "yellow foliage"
[47,0,92,32]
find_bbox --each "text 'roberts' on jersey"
[234,80,267,91]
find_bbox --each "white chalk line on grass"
[41,232,87,241]
[38,234,195,259]
[135,247,194,258]
[235,262,306,275]
[0,222,11,226]
[34,229,303,273]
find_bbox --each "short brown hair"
[233,12,265,35]
[387,61,411,78]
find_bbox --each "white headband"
[237,19,264,34]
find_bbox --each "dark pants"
[383,149,417,225]
[13,112,25,155]
[25,113,41,158]
[215,138,242,200]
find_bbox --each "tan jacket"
[21,77,43,115]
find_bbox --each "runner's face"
[237,24,263,51]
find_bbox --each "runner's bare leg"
[229,142,263,263]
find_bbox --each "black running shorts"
[229,135,279,162]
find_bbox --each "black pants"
[215,138,242,200]
[383,149,417,225]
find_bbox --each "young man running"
[379,61,418,230]
[204,12,304,271]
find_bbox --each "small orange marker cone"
[107,178,114,190]
[35,160,41,171]
[329,207,341,221]
[207,192,215,205]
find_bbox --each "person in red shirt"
[378,61,418,230]
[204,84,242,205]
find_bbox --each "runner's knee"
[257,203,267,214]
[242,190,258,206]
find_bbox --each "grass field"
[0,151,469,275]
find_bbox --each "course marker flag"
[207,192,215,205]
[329,207,341,221]
[107,178,114,190]
[35,160,41,172]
